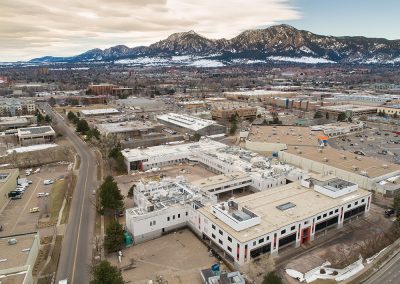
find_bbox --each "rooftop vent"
[276,202,296,211]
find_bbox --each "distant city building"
[318,104,377,119]
[211,105,257,120]
[377,105,400,116]
[88,84,133,96]
[0,98,36,117]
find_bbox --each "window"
[361,199,365,203]
[266,236,269,241]
[355,201,358,206]
[150,221,152,226]
[329,211,333,215]
[173,215,175,220]
[304,221,309,225]
[227,246,232,252]
[228,236,232,242]
[186,212,188,216]
[167,217,170,221]
[219,230,223,236]
[178,214,181,218]
[317,216,321,220]
[335,209,339,213]
[219,239,223,245]
[281,229,286,234]
[259,238,264,244]
[212,224,216,230]
[323,213,327,218]
[253,241,256,246]
[212,233,216,239]
[347,204,351,209]
[153,221,156,225]
[291,226,295,231]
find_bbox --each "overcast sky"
[1,0,399,62]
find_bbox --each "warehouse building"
[79,108,120,117]
[318,105,377,120]
[156,113,226,136]
[17,126,56,146]
[96,121,164,139]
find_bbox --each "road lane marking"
[71,158,90,283]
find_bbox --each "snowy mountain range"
[29,25,400,66]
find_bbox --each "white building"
[194,176,371,267]
[156,113,226,136]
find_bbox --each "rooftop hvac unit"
[323,157,329,162]
[360,170,368,176]
[297,150,302,154]
[341,155,347,160]
[382,164,389,169]
[355,156,362,161]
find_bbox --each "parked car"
[29,207,40,213]
[385,209,395,217]
[11,195,22,200]
[43,179,54,185]
[37,192,49,198]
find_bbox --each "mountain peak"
[28,25,400,65]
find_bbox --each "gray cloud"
[0,0,300,61]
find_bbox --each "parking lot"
[107,229,222,284]
[0,164,70,237]
[329,127,400,164]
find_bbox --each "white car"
[37,192,49,197]
[43,179,54,185]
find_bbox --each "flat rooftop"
[192,172,249,190]
[157,113,217,131]
[17,126,55,136]
[80,108,119,115]
[122,139,226,161]
[96,121,162,134]
[0,234,36,270]
[247,125,324,146]
[199,181,371,243]
[318,104,377,112]
[224,90,297,97]
[286,145,400,178]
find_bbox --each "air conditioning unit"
[382,164,389,169]
[323,157,329,162]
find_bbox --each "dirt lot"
[278,204,395,284]
[107,229,222,284]
[0,164,71,237]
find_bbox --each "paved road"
[364,250,400,284]
[40,104,98,284]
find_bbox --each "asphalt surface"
[364,250,400,284]
[40,103,98,284]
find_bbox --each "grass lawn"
[42,236,63,275]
